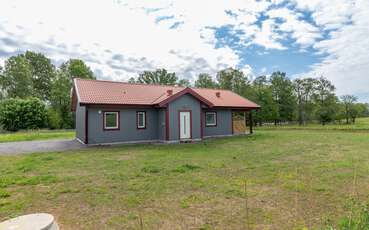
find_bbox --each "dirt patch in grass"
[116,154,135,161]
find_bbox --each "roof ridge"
[75,78,186,89]
[190,87,235,92]
[75,78,236,92]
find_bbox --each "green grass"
[256,117,369,131]
[1,129,369,229]
[0,130,75,143]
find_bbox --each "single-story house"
[71,78,260,145]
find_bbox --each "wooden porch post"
[244,111,247,134]
[249,111,253,134]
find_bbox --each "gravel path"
[0,139,86,155]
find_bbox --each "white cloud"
[0,0,369,102]
[295,0,369,100]
[241,65,254,77]
[291,0,355,30]
[0,0,271,81]
[0,0,291,81]
[267,8,321,48]
[252,19,286,50]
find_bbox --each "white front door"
[179,111,191,139]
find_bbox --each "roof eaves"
[73,78,81,102]
[157,87,214,107]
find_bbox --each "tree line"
[130,68,369,126]
[0,51,95,130]
[0,51,367,131]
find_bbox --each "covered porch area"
[232,110,254,135]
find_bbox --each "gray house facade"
[72,78,260,145]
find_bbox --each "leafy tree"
[47,107,62,129]
[0,97,47,131]
[349,103,369,124]
[293,79,305,125]
[314,77,337,125]
[24,51,56,100]
[314,77,335,104]
[137,69,177,85]
[341,95,357,124]
[50,70,74,128]
[317,95,339,125]
[216,68,249,95]
[177,79,191,87]
[195,73,217,88]
[128,77,136,83]
[0,55,33,98]
[356,103,369,117]
[293,78,318,125]
[60,59,95,80]
[0,66,4,100]
[49,59,95,129]
[270,71,296,123]
[251,76,278,125]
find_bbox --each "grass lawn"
[255,117,369,131]
[0,130,75,143]
[1,130,369,229]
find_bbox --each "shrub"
[0,97,47,131]
[47,108,62,129]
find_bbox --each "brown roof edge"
[212,106,261,111]
[157,87,214,107]
[70,78,81,112]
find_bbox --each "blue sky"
[0,0,369,101]
[214,25,324,77]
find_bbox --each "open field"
[0,130,75,143]
[1,129,369,229]
[255,117,369,132]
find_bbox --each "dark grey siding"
[87,107,158,144]
[203,109,233,137]
[157,109,166,140]
[75,103,86,143]
[168,94,201,140]
[77,94,237,144]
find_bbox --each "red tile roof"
[73,78,260,109]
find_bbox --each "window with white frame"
[104,111,119,130]
[137,111,146,129]
[205,112,217,127]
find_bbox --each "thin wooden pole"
[249,111,253,134]
[244,111,247,134]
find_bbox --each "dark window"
[205,112,217,126]
[104,112,119,130]
[137,111,146,129]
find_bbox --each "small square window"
[137,111,146,129]
[205,112,217,127]
[104,112,119,130]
